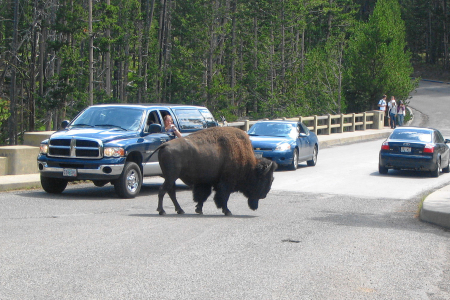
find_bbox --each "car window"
[145,110,162,132]
[248,123,297,138]
[71,106,145,131]
[199,109,217,127]
[172,109,205,130]
[435,131,444,143]
[299,123,310,134]
[389,129,432,142]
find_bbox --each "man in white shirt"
[378,95,387,111]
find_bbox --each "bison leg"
[167,187,185,214]
[158,180,184,215]
[157,183,168,215]
[214,183,232,216]
[193,184,212,214]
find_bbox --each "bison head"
[245,158,277,210]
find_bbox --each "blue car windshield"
[248,123,298,138]
[71,107,145,131]
[389,129,432,143]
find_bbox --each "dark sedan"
[379,127,450,177]
[247,121,319,170]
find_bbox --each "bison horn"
[261,161,275,175]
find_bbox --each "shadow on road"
[129,213,257,219]
[19,182,191,200]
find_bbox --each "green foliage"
[344,0,417,112]
[0,0,439,140]
[0,97,11,127]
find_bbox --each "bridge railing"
[226,110,385,135]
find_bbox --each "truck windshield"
[71,107,145,131]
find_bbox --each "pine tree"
[345,0,418,112]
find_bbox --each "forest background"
[0,0,446,145]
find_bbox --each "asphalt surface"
[3,124,449,230]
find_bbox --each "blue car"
[247,121,319,170]
[379,127,450,177]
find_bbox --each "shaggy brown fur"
[156,127,276,216]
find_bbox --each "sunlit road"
[272,139,450,200]
[1,80,450,299]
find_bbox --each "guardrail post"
[244,120,250,131]
[372,110,384,129]
[363,112,367,131]
[340,114,344,133]
[299,116,303,124]
[351,113,356,132]
[314,115,318,135]
[326,114,331,135]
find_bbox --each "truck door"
[141,110,171,176]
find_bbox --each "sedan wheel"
[307,145,318,166]
[443,159,450,173]
[378,164,388,175]
[289,149,299,170]
[431,159,441,178]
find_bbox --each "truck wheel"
[41,176,68,194]
[114,162,142,198]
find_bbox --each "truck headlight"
[275,143,291,151]
[39,144,49,154]
[104,147,125,157]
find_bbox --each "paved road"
[1,177,450,299]
[272,139,450,200]
[409,80,450,135]
[1,80,450,299]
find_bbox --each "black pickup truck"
[37,104,218,198]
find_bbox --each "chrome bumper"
[37,161,124,176]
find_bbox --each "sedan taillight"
[381,142,390,150]
[424,144,435,153]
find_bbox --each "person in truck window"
[164,115,182,138]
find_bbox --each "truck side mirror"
[149,123,162,133]
[61,120,70,129]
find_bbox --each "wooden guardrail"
[226,110,385,135]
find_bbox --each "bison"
[156,126,277,216]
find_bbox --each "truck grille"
[48,137,103,159]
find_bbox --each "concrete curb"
[0,173,41,191]
[420,185,450,229]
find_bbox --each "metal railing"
[226,110,386,135]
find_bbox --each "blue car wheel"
[289,149,299,170]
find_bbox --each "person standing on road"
[378,95,387,111]
[397,100,406,126]
[378,95,388,127]
[388,96,398,129]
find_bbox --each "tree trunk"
[89,0,94,105]
[230,0,237,107]
[29,0,38,132]
[106,0,112,97]
[253,16,258,113]
[9,0,19,145]
[123,36,130,103]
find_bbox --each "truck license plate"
[401,147,411,153]
[63,168,77,177]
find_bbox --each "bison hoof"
[195,208,203,214]
[177,209,185,215]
